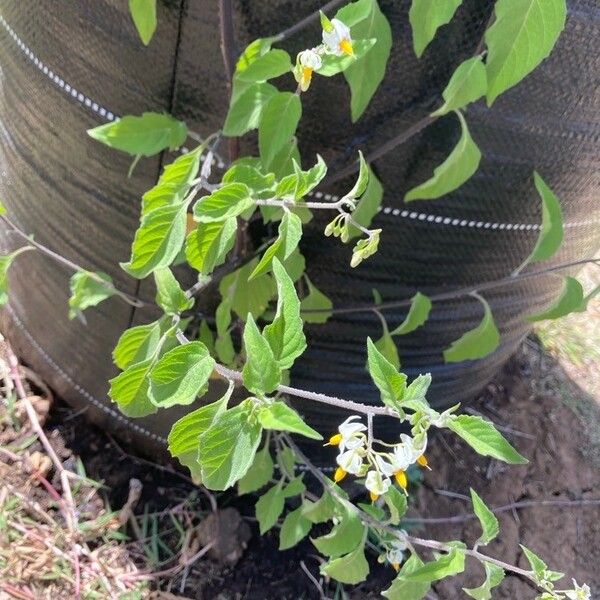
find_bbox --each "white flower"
[400,433,427,461]
[565,580,591,600]
[322,18,354,56]
[365,469,391,496]
[336,447,363,475]
[294,49,323,92]
[337,415,367,450]
[386,538,408,565]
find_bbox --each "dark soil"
[41,339,600,599]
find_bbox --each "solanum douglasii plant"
[1,1,596,598]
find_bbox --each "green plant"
[1,1,597,598]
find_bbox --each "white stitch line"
[5,305,168,445]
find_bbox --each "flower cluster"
[564,581,592,600]
[293,13,355,93]
[327,416,430,500]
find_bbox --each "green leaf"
[218,259,276,320]
[234,38,275,76]
[335,0,374,27]
[405,111,481,201]
[343,0,392,121]
[238,443,274,494]
[153,268,193,314]
[258,401,322,440]
[128,0,157,45]
[317,38,377,76]
[470,489,499,545]
[443,295,500,363]
[68,271,115,320]
[448,414,528,464]
[185,218,237,275]
[88,112,186,157]
[485,0,567,105]
[409,0,463,57]
[402,548,465,582]
[112,319,169,370]
[223,82,278,137]
[263,259,306,370]
[519,545,561,583]
[347,166,383,239]
[109,359,157,418]
[236,49,292,83]
[148,342,215,407]
[167,388,231,481]
[301,278,333,324]
[366,337,406,409]
[519,172,564,269]
[255,483,286,534]
[390,292,432,335]
[320,540,369,584]
[527,277,584,322]
[193,183,254,223]
[402,374,432,411]
[432,56,487,117]
[346,151,370,200]
[302,493,338,524]
[259,92,302,169]
[383,485,408,525]
[464,562,505,600]
[312,507,364,558]
[242,315,282,394]
[197,403,263,490]
[375,326,401,370]
[279,507,312,550]
[122,202,188,279]
[275,156,327,201]
[382,554,430,600]
[0,201,6,215]
[222,163,275,194]
[283,476,306,498]
[277,446,297,479]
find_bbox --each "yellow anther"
[334,467,347,483]
[326,433,342,446]
[417,454,429,468]
[339,39,354,56]
[392,562,400,572]
[369,491,379,503]
[394,470,408,490]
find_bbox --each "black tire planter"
[0,1,599,457]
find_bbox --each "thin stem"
[0,215,145,309]
[255,198,349,210]
[273,0,346,42]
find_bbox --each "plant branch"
[273,0,346,42]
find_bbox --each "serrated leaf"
[275,156,327,201]
[443,295,500,363]
[185,218,237,275]
[527,277,584,322]
[122,202,188,279]
[258,401,322,440]
[390,292,432,335]
[301,278,333,324]
[470,489,499,545]
[464,562,505,600]
[197,403,263,490]
[519,172,564,269]
[242,315,281,394]
[448,414,528,464]
[263,259,306,370]
[109,359,157,418]
[256,482,286,534]
[153,268,193,314]
[223,82,278,137]
[112,320,164,369]
[409,0,463,57]
[236,49,292,83]
[405,111,481,201]
[312,507,364,558]
[382,554,430,600]
[343,0,392,121]
[403,548,465,582]
[279,506,312,550]
[238,443,274,494]
[366,337,406,409]
[259,92,302,169]
[222,163,275,194]
[320,540,369,584]
[348,165,383,239]
[193,183,254,223]
[485,0,567,105]
[68,271,115,320]
[129,0,157,45]
[88,112,186,157]
[402,373,432,411]
[432,56,487,117]
[167,388,231,481]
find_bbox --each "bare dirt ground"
[1,322,598,599]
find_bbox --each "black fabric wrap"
[0,1,598,458]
